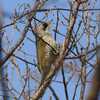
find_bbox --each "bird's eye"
[42,23,48,30]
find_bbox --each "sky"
[1,0,100,100]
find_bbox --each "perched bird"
[35,22,59,83]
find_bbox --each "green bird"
[35,22,59,83]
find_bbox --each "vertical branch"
[79,50,87,100]
[82,1,90,50]
[54,10,59,41]
[87,45,100,100]
[61,67,69,100]
[27,64,31,100]
[72,77,80,100]
[87,13,100,100]
[80,66,86,100]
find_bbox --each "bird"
[35,22,59,84]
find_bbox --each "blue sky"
[1,0,100,100]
